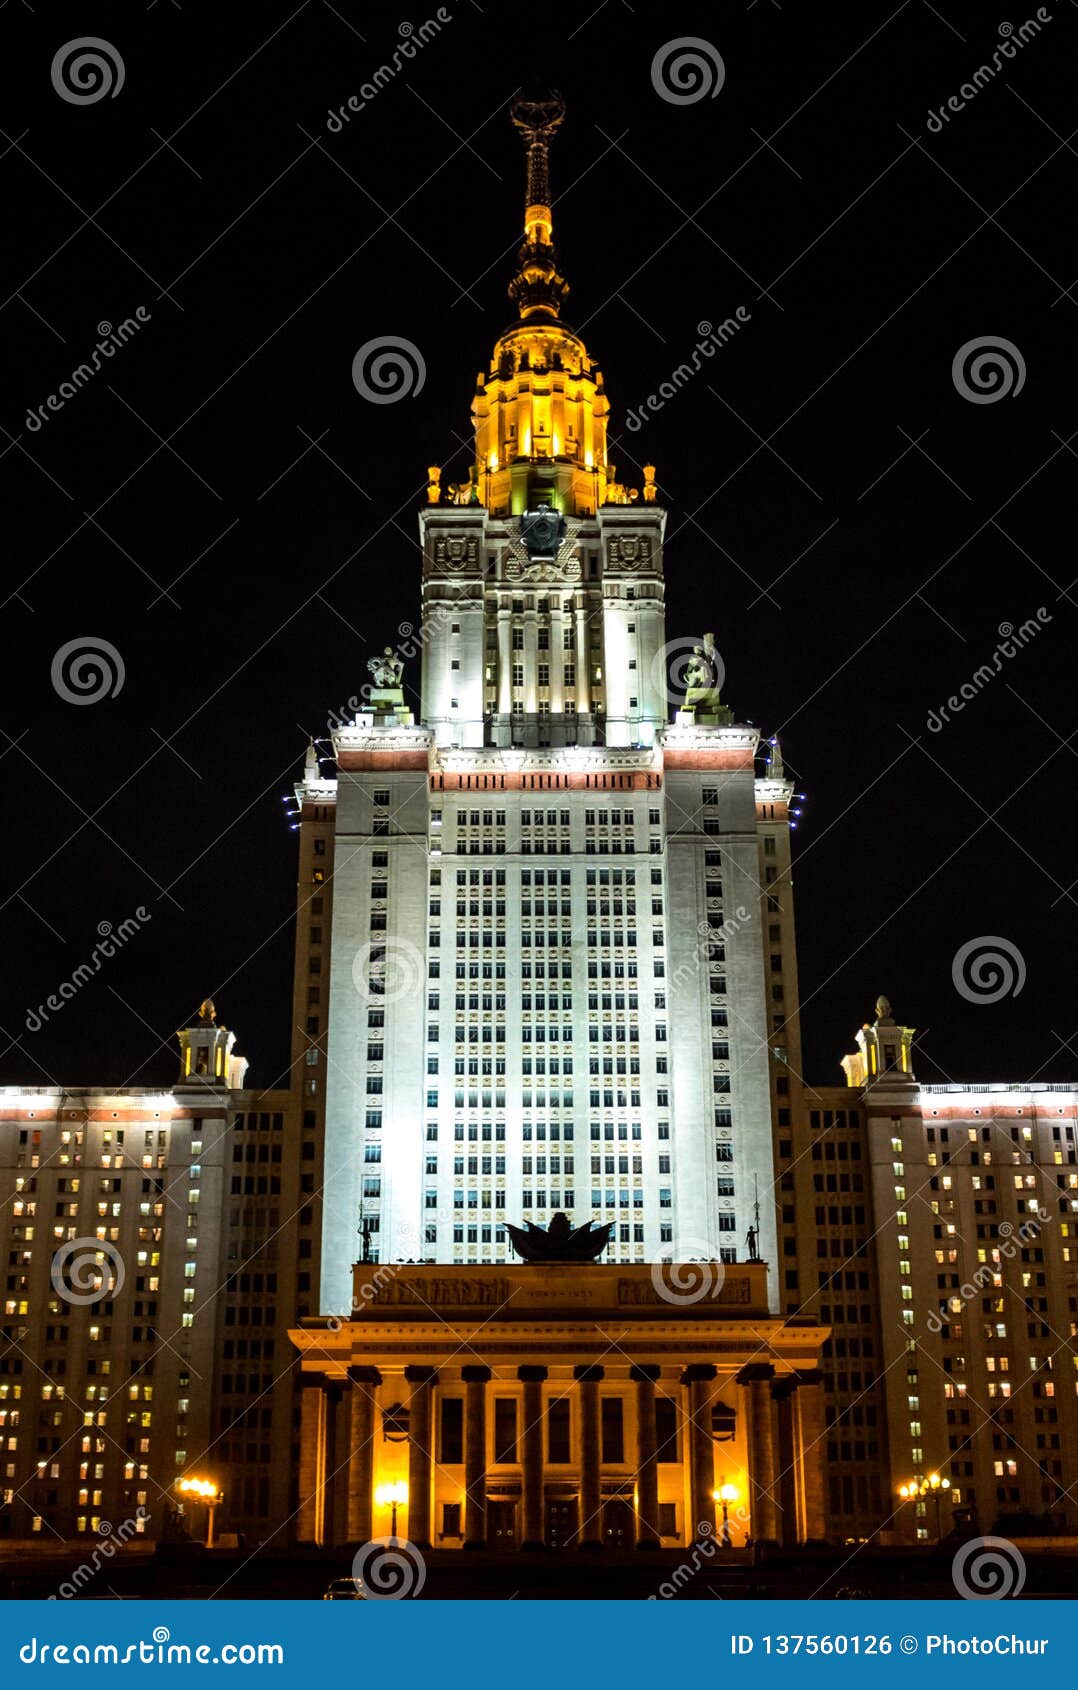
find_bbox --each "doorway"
[603,1498,635,1549]
[487,1500,517,1549]
[545,1498,578,1550]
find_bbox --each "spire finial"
[508,92,569,322]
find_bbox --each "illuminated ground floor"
[289,1260,829,1551]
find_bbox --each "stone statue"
[367,646,404,689]
[745,1224,759,1262]
[685,632,720,692]
[683,646,711,689]
[506,1211,614,1262]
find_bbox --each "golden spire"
[508,92,569,322]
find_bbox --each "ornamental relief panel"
[429,534,481,574]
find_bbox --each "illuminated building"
[291,1258,828,1552]
[314,93,794,1314]
[3,98,1077,1560]
[0,1004,314,1542]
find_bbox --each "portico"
[290,1259,828,1552]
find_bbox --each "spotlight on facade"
[375,1478,408,1539]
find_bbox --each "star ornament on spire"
[508,91,569,322]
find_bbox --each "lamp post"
[712,1482,738,1549]
[375,1480,408,1542]
[898,1472,951,1542]
[176,1477,222,1548]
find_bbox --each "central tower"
[420,93,666,751]
[318,99,795,1315]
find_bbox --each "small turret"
[841,995,915,1087]
[177,998,248,1089]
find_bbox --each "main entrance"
[602,1498,635,1549]
[488,1500,517,1549]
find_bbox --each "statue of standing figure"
[367,645,405,689]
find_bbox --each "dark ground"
[2,1542,1076,1601]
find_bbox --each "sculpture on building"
[506,1210,614,1262]
[367,646,405,689]
[520,503,567,560]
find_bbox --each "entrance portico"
[290,1260,828,1552]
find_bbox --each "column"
[324,1384,347,1548]
[771,1378,798,1547]
[574,1365,604,1550]
[631,1364,661,1549]
[574,603,591,714]
[497,607,512,716]
[737,1363,779,1543]
[297,1375,325,1545]
[404,1366,437,1550]
[462,1365,491,1549]
[518,1365,547,1550]
[346,1366,381,1545]
[794,1369,827,1542]
[681,1364,717,1540]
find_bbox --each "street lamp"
[375,1479,408,1541]
[712,1482,738,1549]
[176,1477,223,1548]
[898,1472,951,1542]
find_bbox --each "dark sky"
[2,1,1074,1094]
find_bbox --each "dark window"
[439,1397,464,1464]
[601,1396,624,1463]
[655,1395,678,1462]
[658,1502,677,1537]
[442,1502,461,1537]
[547,1396,571,1463]
[493,1397,518,1464]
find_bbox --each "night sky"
[2,1,1074,1095]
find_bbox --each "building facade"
[0,1006,316,1544]
[1,99,1075,1557]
